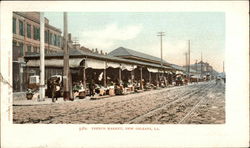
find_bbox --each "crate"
[99,88,106,96]
[109,88,115,96]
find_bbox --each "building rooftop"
[24,49,173,70]
[108,47,171,65]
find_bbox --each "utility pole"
[195,60,198,83]
[201,52,203,79]
[157,32,165,80]
[223,61,224,73]
[195,60,198,73]
[188,40,191,78]
[63,12,70,101]
[185,52,188,73]
[39,12,45,101]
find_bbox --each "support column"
[131,67,134,84]
[19,63,23,92]
[164,70,167,86]
[157,71,160,87]
[149,71,151,83]
[119,67,122,84]
[83,66,86,89]
[104,61,107,87]
[140,67,143,89]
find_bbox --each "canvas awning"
[106,61,120,68]
[106,62,136,71]
[176,71,184,75]
[85,58,105,69]
[121,64,136,71]
[165,71,172,74]
[191,75,200,78]
[147,67,158,73]
[26,58,84,68]
[158,70,165,73]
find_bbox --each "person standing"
[89,79,95,97]
[51,79,58,102]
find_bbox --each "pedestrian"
[89,79,95,97]
[51,79,58,102]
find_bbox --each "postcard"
[0,1,249,148]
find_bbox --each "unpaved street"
[13,81,225,124]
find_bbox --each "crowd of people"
[42,72,222,102]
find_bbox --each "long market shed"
[24,48,184,90]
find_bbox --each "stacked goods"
[109,88,115,96]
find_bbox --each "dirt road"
[13,80,225,124]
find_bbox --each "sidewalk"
[13,92,26,101]
[12,87,169,106]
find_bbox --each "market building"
[23,46,182,96]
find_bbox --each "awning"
[147,67,158,73]
[106,62,136,71]
[121,64,136,71]
[158,70,164,73]
[106,61,120,68]
[26,58,84,68]
[165,71,172,74]
[191,75,200,78]
[176,71,184,74]
[85,58,105,69]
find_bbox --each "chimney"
[100,50,103,55]
[95,48,98,54]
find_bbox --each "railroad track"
[60,83,201,114]
[179,83,225,124]
[125,82,215,124]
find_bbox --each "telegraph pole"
[185,52,188,73]
[195,60,198,83]
[223,61,224,73]
[195,60,198,73]
[188,40,191,78]
[157,32,165,79]
[63,12,70,101]
[39,12,45,101]
[201,52,203,79]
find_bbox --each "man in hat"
[51,78,59,102]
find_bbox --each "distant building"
[184,61,218,78]
[13,12,62,92]
[13,12,62,58]
[72,44,93,53]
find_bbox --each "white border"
[1,1,249,148]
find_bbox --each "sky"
[44,12,225,72]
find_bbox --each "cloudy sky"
[44,12,225,72]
